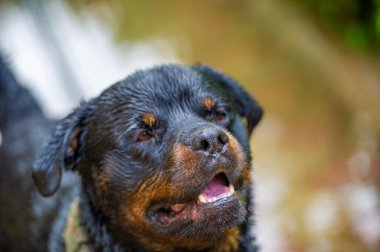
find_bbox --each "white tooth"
[229,184,235,194]
[198,194,207,203]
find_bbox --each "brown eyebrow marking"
[142,113,156,127]
[203,97,215,110]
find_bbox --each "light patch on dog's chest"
[63,199,91,252]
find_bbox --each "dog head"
[33,65,262,250]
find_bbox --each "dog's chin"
[146,173,247,239]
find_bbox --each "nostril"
[200,140,210,151]
[189,126,229,155]
[191,130,229,155]
[218,133,229,146]
[192,136,210,152]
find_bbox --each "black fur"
[32,99,96,197]
[0,54,79,252]
[1,59,262,251]
[192,65,263,135]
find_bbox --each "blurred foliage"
[1,0,380,251]
[2,0,380,52]
[66,1,380,250]
[291,0,380,52]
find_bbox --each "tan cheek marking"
[203,97,215,110]
[142,113,156,127]
[121,173,182,227]
[226,131,246,166]
[119,175,199,251]
[122,144,197,227]
[172,143,201,174]
[122,176,217,251]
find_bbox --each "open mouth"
[198,173,234,203]
[149,173,236,227]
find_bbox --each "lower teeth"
[197,184,235,203]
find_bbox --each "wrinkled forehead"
[127,65,208,106]
[102,66,210,104]
[94,65,226,128]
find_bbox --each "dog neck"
[76,193,124,251]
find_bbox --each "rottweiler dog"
[31,65,263,251]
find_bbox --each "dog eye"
[209,111,227,122]
[137,131,153,142]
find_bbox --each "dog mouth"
[148,172,237,227]
[197,173,234,203]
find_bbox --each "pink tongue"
[201,175,229,200]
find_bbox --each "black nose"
[191,127,229,155]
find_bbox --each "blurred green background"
[0,0,379,251]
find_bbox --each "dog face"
[32,65,262,251]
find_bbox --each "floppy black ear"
[193,65,263,135]
[32,100,95,197]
